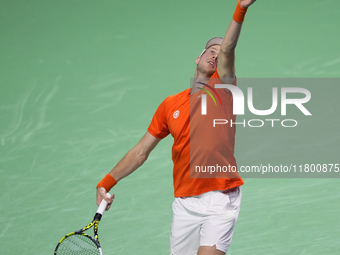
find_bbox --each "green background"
[0,0,339,254]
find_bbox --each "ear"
[195,56,201,64]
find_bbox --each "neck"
[191,69,211,94]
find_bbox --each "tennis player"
[96,1,257,254]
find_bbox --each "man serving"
[96,1,257,254]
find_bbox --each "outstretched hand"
[239,0,257,8]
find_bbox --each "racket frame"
[54,194,111,255]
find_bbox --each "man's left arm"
[217,0,257,79]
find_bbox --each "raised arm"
[217,0,257,79]
[96,131,161,207]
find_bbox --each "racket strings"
[56,234,100,255]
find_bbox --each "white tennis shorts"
[170,187,242,255]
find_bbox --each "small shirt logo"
[173,110,180,119]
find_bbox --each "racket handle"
[96,193,112,217]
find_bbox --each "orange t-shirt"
[148,71,244,197]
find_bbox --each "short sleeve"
[148,98,170,139]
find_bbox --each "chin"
[197,65,215,78]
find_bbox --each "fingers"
[239,0,256,8]
[105,194,115,211]
[97,187,115,210]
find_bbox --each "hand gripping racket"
[54,193,112,255]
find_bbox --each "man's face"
[195,45,221,77]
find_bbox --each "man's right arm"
[96,131,161,207]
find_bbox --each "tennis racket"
[54,193,113,255]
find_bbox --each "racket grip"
[96,193,112,216]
